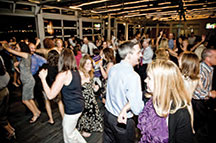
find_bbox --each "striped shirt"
[193,62,214,100]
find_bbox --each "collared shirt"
[193,62,214,100]
[188,36,196,45]
[81,42,97,56]
[168,39,174,49]
[141,46,153,64]
[68,38,76,47]
[194,44,206,61]
[131,38,140,44]
[31,53,47,75]
[105,60,144,118]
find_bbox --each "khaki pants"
[63,113,86,143]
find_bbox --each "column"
[156,23,159,37]
[125,23,128,41]
[79,18,83,39]
[36,13,45,48]
[107,14,111,40]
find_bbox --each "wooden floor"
[0,86,103,143]
[1,80,216,143]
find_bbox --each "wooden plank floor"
[0,86,103,143]
[2,82,216,143]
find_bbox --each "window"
[83,22,92,28]
[83,28,93,35]
[44,19,61,27]
[63,20,76,27]
[64,29,77,35]
[16,4,32,11]
[42,8,60,14]
[0,1,12,9]
[62,10,75,15]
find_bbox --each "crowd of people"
[0,31,216,143]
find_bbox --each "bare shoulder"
[79,70,84,77]
[57,71,68,81]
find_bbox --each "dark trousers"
[134,64,147,91]
[103,109,135,143]
[0,88,9,127]
[192,99,208,143]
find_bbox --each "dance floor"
[1,80,216,143]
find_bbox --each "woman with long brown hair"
[39,48,86,143]
[99,48,115,103]
[77,54,103,138]
[3,42,41,123]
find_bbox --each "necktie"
[87,44,90,55]
[140,49,144,66]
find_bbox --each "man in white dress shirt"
[81,37,97,56]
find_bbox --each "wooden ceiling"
[25,0,216,21]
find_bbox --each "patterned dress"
[77,80,103,133]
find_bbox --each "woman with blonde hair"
[118,60,194,143]
[55,39,64,53]
[155,48,170,60]
[138,60,193,143]
[77,55,103,137]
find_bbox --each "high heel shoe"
[29,114,40,124]
[6,131,16,140]
[12,82,19,87]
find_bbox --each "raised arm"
[167,48,178,58]
[190,35,206,52]
[156,31,163,49]
[3,44,28,59]
[35,48,48,55]
[100,62,114,79]
[39,69,67,99]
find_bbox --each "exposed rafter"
[8,0,216,21]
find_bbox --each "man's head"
[83,37,89,44]
[29,43,36,54]
[118,41,141,67]
[142,40,150,49]
[135,31,141,40]
[168,33,174,39]
[201,48,216,66]
[71,34,75,40]
[191,32,195,37]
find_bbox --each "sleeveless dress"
[77,80,103,133]
[42,63,61,102]
[19,54,35,100]
[137,98,169,143]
